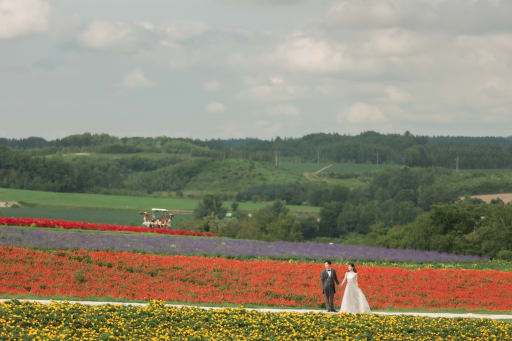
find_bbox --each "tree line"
[185,194,512,259]
[361,200,512,260]
[2,131,512,169]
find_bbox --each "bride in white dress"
[339,263,371,314]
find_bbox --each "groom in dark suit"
[321,260,339,312]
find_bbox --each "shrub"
[497,250,512,261]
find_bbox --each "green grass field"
[0,207,191,226]
[326,162,400,174]
[0,188,197,210]
[0,205,319,226]
[278,161,399,189]
[0,188,320,213]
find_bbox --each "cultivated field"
[0,188,321,213]
[1,213,512,339]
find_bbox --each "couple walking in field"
[321,260,371,314]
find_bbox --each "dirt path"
[303,172,314,182]
[304,164,333,182]
[2,299,511,320]
[313,164,333,175]
[0,201,21,208]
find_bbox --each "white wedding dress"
[340,272,371,314]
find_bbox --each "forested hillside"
[2,131,512,168]
[2,131,512,257]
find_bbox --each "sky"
[1,0,511,140]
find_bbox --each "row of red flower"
[0,217,218,237]
[1,246,511,311]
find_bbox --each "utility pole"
[376,152,380,165]
[317,149,320,164]
[274,150,280,168]
[455,156,459,173]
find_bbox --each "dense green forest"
[1,132,512,257]
[346,200,512,260]
[2,131,512,168]
[1,131,512,198]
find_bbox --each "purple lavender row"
[0,227,487,262]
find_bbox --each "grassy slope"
[280,161,400,189]
[280,161,400,175]
[50,152,373,190]
[186,159,306,191]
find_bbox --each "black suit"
[321,268,339,311]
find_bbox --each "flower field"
[0,226,485,263]
[1,300,511,340]
[1,246,511,311]
[0,216,218,237]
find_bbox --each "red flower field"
[0,217,218,237]
[1,246,511,311]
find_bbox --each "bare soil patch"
[0,201,21,208]
[470,193,512,204]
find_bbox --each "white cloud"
[0,0,50,39]
[79,19,208,52]
[340,102,388,124]
[160,20,208,45]
[256,121,282,139]
[121,68,155,88]
[205,101,226,113]
[202,80,222,92]
[238,76,307,102]
[269,104,300,117]
[79,20,135,49]
[455,33,512,69]
[274,33,390,75]
[325,0,512,34]
[135,20,208,42]
[384,86,410,103]
[270,76,284,84]
[326,0,403,29]
[216,123,248,139]
[4,0,512,139]
[226,0,305,5]
[135,21,155,32]
[275,34,350,73]
[361,28,425,56]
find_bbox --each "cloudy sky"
[1,0,512,140]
